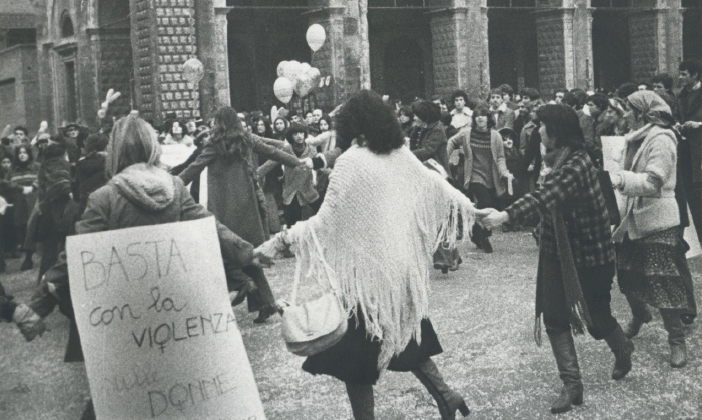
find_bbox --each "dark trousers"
[467,183,497,242]
[283,197,322,227]
[38,236,64,282]
[244,265,276,313]
[684,181,702,244]
[541,259,618,340]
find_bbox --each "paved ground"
[1,230,700,419]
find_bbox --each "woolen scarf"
[285,145,476,370]
[534,147,592,345]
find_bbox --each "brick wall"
[629,12,659,82]
[431,12,462,97]
[132,0,198,123]
[95,29,133,119]
[536,12,566,94]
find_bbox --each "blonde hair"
[106,115,161,178]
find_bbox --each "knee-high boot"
[345,382,375,420]
[547,330,583,414]
[661,309,687,368]
[603,324,634,380]
[623,294,652,338]
[411,358,469,419]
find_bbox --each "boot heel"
[573,391,583,406]
[458,401,470,416]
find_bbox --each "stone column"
[427,0,487,99]
[130,0,198,124]
[195,0,231,116]
[629,0,683,81]
[534,0,592,94]
[572,0,594,90]
[308,0,369,109]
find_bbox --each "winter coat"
[74,152,107,214]
[612,125,680,242]
[9,161,39,226]
[447,128,511,196]
[410,121,450,173]
[179,134,300,246]
[675,86,702,182]
[29,163,255,362]
[259,143,319,206]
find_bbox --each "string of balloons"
[273,24,326,104]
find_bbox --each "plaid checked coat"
[505,149,616,268]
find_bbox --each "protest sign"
[601,136,626,178]
[67,217,265,420]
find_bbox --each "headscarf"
[106,115,161,178]
[627,90,675,128]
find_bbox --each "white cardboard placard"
[67,217,265,420]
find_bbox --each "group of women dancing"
[0,88,696,419]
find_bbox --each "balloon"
[277,61,288,78]
[306,24,326,52]
[282,61,302,81]
[182,58,205,84]
[273,77,294,104]
[294,74,315,97]
[307,67,322,87]
[300,62,312,74]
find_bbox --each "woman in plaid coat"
[482,104,633,414]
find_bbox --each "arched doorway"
[228,40,256,112]
[383,37,425,103]
[97,0,133,118]
[592,10,631,92]
[488,8,538,95]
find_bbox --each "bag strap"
[289,225,340,305]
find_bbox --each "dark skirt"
[302,314,443,385]
[617,227,693,310]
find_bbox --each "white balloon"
[294,74,315,97]
[283,61,302,81]
[277,61,288,78]
[274,77,294,104]
[300,62,312,74]
[306,24,326,52]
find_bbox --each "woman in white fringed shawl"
[256,90,489,420]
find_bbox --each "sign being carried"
[67,217,265,420]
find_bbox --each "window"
[61,13,74,38]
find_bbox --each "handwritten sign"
[67,217,265,420]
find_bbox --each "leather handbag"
[280,228,347,357]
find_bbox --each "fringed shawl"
[286,145,476,370]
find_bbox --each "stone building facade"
[0,0,700,129]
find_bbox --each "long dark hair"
[335,90,404,154]
[210,106,253,161]
[13,144,34,168]
[536,104,585,150]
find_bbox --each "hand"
[13,304,46,342]
[22,186,33,195]
[527,164,535,172]
[482,210,510,229]
[610,172,622,189]
[252,252,274,269]
[301,158,314,169]
[474,207,498,219]
[38,121,48,133]
[382,95,390,102]
[682,121,702,130]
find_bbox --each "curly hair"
[411,100,441,124]
[335,90,404,154]
[210,106,253,161]
[536,104,585,150]
[285,122,308,144]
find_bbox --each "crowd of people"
[0,58,700,419]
